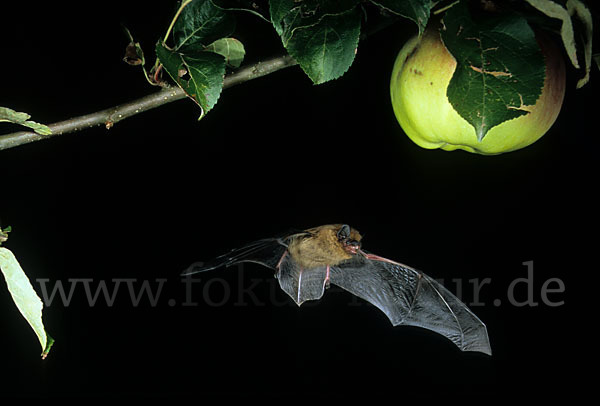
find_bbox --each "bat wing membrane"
[330,254,491,355]
[182,238,289,275]
[181,228,491,355]
[276,253,327,305]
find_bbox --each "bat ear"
[337,224,351,241]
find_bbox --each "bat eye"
[337,224,351,241]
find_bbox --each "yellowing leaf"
[566,0,593,88]
[205,37,245,68]
[524,0,578,68]
[0,107,52,136]
[0,246,54,359]
[524,0,592,89]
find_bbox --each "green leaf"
[288,9,361,84]
[156,42,226,118]
[0,107,52,136]
[441,1,545,141]
[269,0,295,37]
[370,0,431,35]
[270,0,360,42]
[205,37,245,68]
[269,0,362,84]
[594,53,600,71]
[173,0,236,54]
[0,246,54,359]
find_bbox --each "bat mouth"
[342,239,361,255]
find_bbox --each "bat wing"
[330,253,492,355]
[182,237,290,275]
[182,234,329,304]
[276,252,328,305]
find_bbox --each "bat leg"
[323,265,331,290]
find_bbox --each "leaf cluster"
[147,0,432,118]
[144,0,593,138]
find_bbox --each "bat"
[183,224,491,355]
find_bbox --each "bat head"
[336,224,362,255]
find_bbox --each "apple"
[390,26,566,155]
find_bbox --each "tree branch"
[0,54,297,151]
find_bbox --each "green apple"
[390,27,566,155]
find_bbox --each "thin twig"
[163,0,193,44]
[0,54,297,151]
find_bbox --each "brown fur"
[288,224,362,269]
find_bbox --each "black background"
[1,1,598,400]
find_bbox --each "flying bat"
[183,224,491,355]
